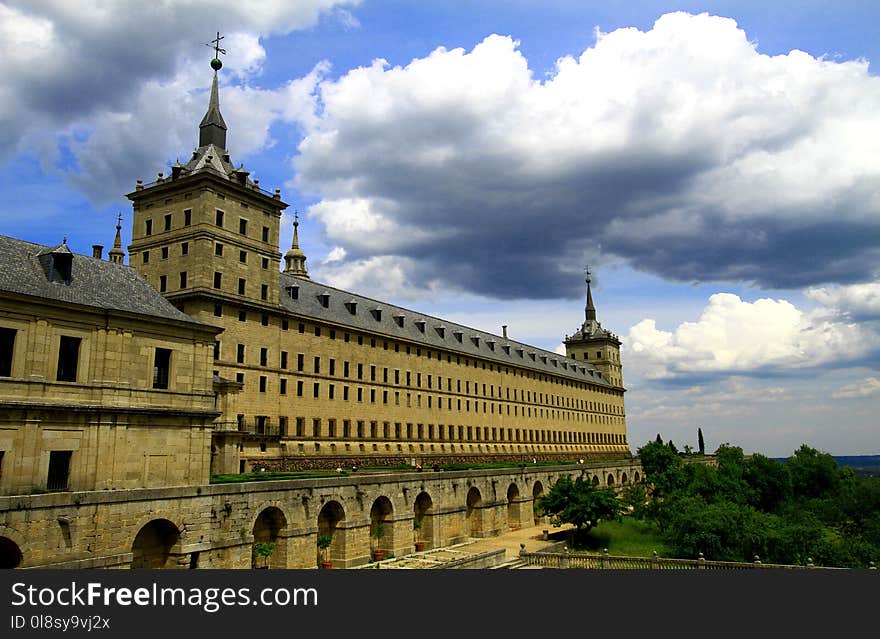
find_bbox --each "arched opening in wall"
[317,501,345,568]
[369,497,394,558]
[634,471,641,483]
[621,472,628,485]
[607,474,615,486]
[252,507,287,569]
[466,486,483,538]
[532,481,545,524]
[131,519,180,569]
[592,475,600,487]
[506,483,521,530]
[0,537,22,569]
[413,492,433,551]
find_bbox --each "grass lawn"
[565,517,673,558]
[210,471,346,484]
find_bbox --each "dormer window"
[345,301,358,315]
[286,285,299,300]
[502,345,510,355]
[453,331,463,343]
[319,292,330,308]
[435,326,446,338]
[471,336,480,347]
[414,320,426,333]
[394,314,405,327]
[486,340,495,351]
[371,308,382,321]
[515,348,524,358]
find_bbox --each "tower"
[283,212,310,279]
[564,270,624,388]
[126,40,288,315]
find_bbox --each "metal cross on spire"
[116,213,123,228]
[207,31,226,59]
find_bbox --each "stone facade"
[0,461,642,569]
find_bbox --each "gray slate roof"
[278,273,613,388]
[0,234,203,325]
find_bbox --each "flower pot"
[321,560,333,569]
[414,541,425,552]
[372,549,385,561]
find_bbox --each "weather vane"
[206,31,226,70]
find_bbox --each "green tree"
[698,428,705,455]
[539,473,622,536]
[637,440,686,498]
[787,445,846,500]
[743,453,792,512]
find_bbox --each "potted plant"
[413,518,425,552]
[317,533,333,569]
[371,522,385,562]
[252,541,275,569]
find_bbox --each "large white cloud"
[0,0,358,199]
[294,11,880,298]
[625,292,879,381]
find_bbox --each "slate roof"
[0,234,205,326]
[278,272,614,388]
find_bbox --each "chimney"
[92,245,104,259]
[502,325,508,339]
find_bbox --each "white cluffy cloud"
[832,377,880,399]
[293,11,880,299]
[626,292,878,381]
[805,282,880,320]
[0,0,359,199]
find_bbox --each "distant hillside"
[834,455,880,479]
[772,454,880,479]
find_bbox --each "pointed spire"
[284,212,310,279]
[585,267,596,323]
[109,213,125,264]
[199,69,227,149]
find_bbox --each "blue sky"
[1,1,878,457]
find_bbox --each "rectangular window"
[184,209,191,226]
[153,347,171,389]
[56,336,81,382]
[239,250,247,264]
[370,365,376,381]
[0,327,15,376]
[238,278,246,295]
[142,251,149,264]
[357,363,363,380]
[260,348,267,367]
[282,319,289,331]
[238,310,246,322]
[47,450,72,492]
[239,218,248,235]
[343,386,349,400]
[236,372,244,385]
[164,214,172,231]
[313,382,320,398]
[215,243,223,256]
[262,226,269,242]
[213,272,222,289]
[297,380,303,397]
[259,376,267,393]
[237,344,245,364]
[213,341,220,360]
[261,257,269,270]
[329,384,335,400]
[329,359,336,376]
[145,219,152,236]
[161,246,169,260]
[281,351,288,369]
[261,284,268,301]
[344,361,350,378]
[181,242,188,256]
[215,210,224,227]
[314,356,320,374]
[261,313,269,326]
[179,272,187,288]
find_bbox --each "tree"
[655,433,663,444]
[787,444,847,500]
[698,428,705,455]
[637,440,686,498]
[538,473,622,536]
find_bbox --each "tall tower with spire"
[564,269,624,388]
[108,214,125,264]
[126,33,288,316]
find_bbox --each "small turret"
[283,212,310,279]
[108,214,125,265]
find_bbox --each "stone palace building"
[0,50,635,569]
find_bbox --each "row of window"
[218,343,622,414]
[0,327,172,390]
[141,243,271,270]
[239,415,627,446]
[143,208,271,244]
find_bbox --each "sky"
[1,0,878,457]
